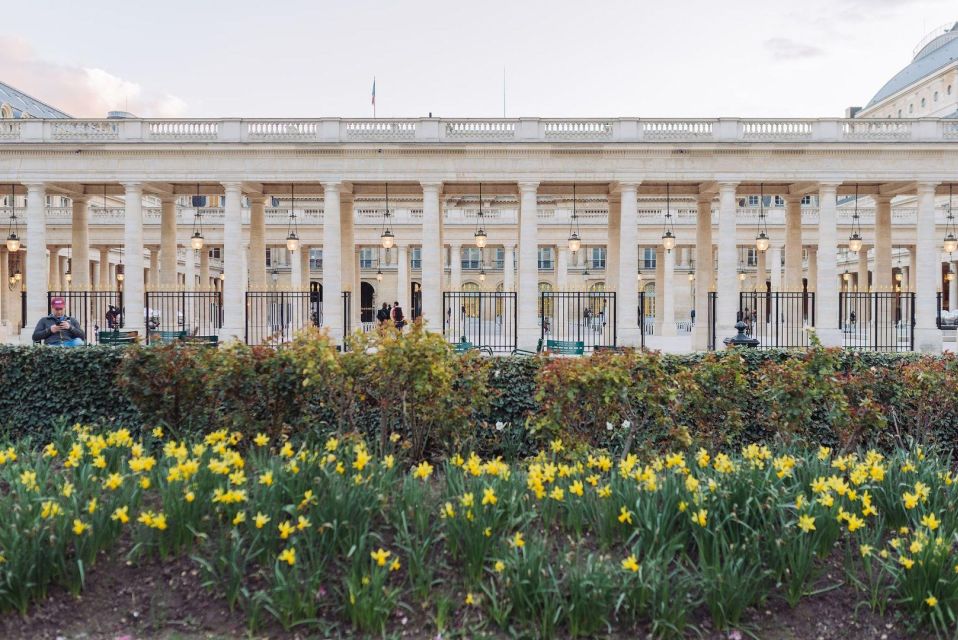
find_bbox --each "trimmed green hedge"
[0,340,952,458]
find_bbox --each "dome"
[864,22,958,110]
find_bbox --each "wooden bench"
[149,330,187,344]
[545,339,585,355]
[98,330,139,346]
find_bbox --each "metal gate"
[540,291,616,351]
[443,291,517,353]
[637,291,646,349]
[47,290,124,344]
[938,291,957,331]
[840,292,914,352]
[144,291,223,343]
[739,291,815,349]
[246,290,351,345]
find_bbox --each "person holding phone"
[32,297,86,346]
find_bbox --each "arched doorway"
[411,282,422,320]
[538,281,554,319]
[643,283,656,318]
[360,282,375,323]
[461,282,481,317]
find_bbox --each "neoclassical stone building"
[2,26,958,353]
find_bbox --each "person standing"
[391,300,406,330]
[33,297,86,346]
[376,302,391,326]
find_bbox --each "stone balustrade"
[8,117,958,144]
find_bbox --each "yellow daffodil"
[621,554,640,572]
[279,547,296,566]
[412,461,433,480]
[371,548,391,567]
[798,514,816,533]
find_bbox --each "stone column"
[816,183,842,346]
[160,196,177,287]
[517,181,539,349]
[322,182,343,340]
[756,247,767,292]
[300,245,311,288]
[148,247,159,288]
[660,242,676,336]
[616,183,639,345]
[123,183,146,334]
[654,246,665,332]
[915,183,942,351]
[185,245,196,289]
[874,196,892,292]
[769,244,782,292]
[950,260,958,312]
[806,247,817,292]
[504,244,516,291]
[0,247,7,324]
[71,196,90,288]
[48,246,59,291]
[98,247,110,289]
[248,196,266,290]
[909,246,918,293]
[607,192,621,297]
[555,245,568,291]
[716,183,739,339]
[450,243,462,291]
[396,244,409,309]
[693,195,713,349]
[339,192,356,330]
[200,247,210,289]
[784,195,803,290]
[419,183,443,329]
[857,246,870,292]
[290,244,303,290]
[220,182,244,340]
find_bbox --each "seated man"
[32,297,86,346]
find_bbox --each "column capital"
[817,181,842,191]
[917,182,939,195]
[784,193,803,204]
[72,194,90,204]
[611,181,640,194]
[249,194,267,206]
[420,181,443,193]
[221,181,243,192]
[517,181,539,193]
[873,194,892,205]
[322,181,342,193]
[23,182,46,190]
[717,182,738,193]
[121,182,143,192]
[160,194,178,205]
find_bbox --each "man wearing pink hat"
[32,297,86,346]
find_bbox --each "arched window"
[588,282,607,317]
[461,282,480,317]
[643,283,656,317]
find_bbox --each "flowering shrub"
[3,425,958,637]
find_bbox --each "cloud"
[764,37,826,61]
[0,35,186,117]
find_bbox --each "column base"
[914,327,943,353]
[218,326,245,343]
[617,327,642,348]
[692,325,709,351]
[812,327,843,348]
[518,326,540,352]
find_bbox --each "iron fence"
[246,290,351,346]
[47,290,124,343]
[443,291,517,353]
[540,291,616,350]
[144,290,223,344]
[938,292,957,330]
[707,292,717,350]
[739,291,815,349]
[840,292,914,351]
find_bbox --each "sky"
[3,0,957,119]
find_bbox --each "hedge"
[0,328,954,458]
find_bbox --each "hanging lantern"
[5,185,19,253]
[755,183,770,252]
[662,184,676,252]
[474,182,488,248]
[381,183,395,250]
[945,185,958,254]
[376,269,383,282]
[191,183,205,251]
[286,184,301,252]
[848,184,864,253]
[688,272,695,282]
[568,183,582,252]
[479,269,486,282]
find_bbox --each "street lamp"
[945,185,958,254]
[380,183,395,250]
[755,183,770,252]
[191,183,205,251]
[286,184,300,253]
[474,182,488,248]
[5,184,20,253]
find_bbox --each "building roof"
[865,22,958,110]
[0,81,71,119]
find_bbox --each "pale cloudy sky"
[4,0,957,118]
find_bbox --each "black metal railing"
[638,291,646,349]
[938,292,957,330]
[47,290,124,344]
[540,291,616,350]
[144,290,223,344]
[840,292,915,352]
[739,291,815,349]
[442,291,517,353]
[246,290,351,345]
[707,292,717,350]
